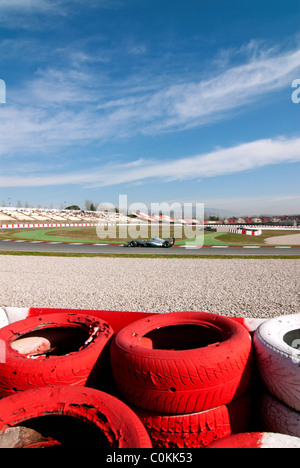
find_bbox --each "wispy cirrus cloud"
[1,37,300,204]
[140,46,300,132]
[0,0,120,15]
[1,136,300,188]
[1,43,300,158]
[0,0,55,11]
[0,0,118,29]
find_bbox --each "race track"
[0,239,299,256]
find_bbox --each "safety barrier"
[216,225,262,235]
[1,222,299,231]
[0,222,115,230]
[0,307,299,448]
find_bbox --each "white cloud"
[1,136,299,188]
[0,0,53,10]
[1,44,299,158]
[0,0,117,14]
[83,136,300,187]
[142,47,300,132]
[0,0,116,28]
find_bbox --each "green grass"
[1,226,205,244]
[0,226,299,247]
[216,230,298,245]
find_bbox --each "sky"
[0,0,299,216]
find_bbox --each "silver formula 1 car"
[123,236,175,248]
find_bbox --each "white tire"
[207,431,300,448]
[253,314,300,411]
[260,393,300,438]
[4,307,30,324]
[0,308,9,329]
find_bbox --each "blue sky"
[0,0,299,216]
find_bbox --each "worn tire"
[110,312,253,414]
[206,432,300,448]
[132,392,253,448]
[253,314,300,411]
[0,312,114,397]
[260,392,300,438]
[0,386,152,448]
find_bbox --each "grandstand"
[0,207,299,227]
[223,215,300,226]
[0,207,137,225]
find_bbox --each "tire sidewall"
[112,311,251,363]
[110,312,253,413]
[253,314,300,411]
[0,386,152,448]
[0,313,114,395]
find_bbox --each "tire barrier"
[109,311,254,448]
[206,432,300,448]
[0,312,114,397]
[253,314,300,441]
[0,306,266,333]
[131,392,252,449]
[110,312,253,414]
[260,393,300,439]
[1,306,300,448]
[253,314,300,412]
[0,386,152,448]
[1,306,153,334]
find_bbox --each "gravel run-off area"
[265,233,300,245]
[0,256,299,319]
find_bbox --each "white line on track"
[179,246,200,249]
[91,243,110,246]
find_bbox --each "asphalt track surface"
[0,239,299,256]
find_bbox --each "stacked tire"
[206,432,300,448]
[110,311,254,448]
[0,386,152,448]
[0,312,152,448]
[253,314,300,438]
[0,312,115,396]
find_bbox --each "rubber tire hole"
[143,324,222,351]
[11,326,90,356]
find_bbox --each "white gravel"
[0,256,299,319]
[265,233,300,245]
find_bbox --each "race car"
[123,236,175,248]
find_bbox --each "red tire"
[132,392,253,448]
[0,312,114,397]
[110,312,253,414]
[0,386,152,448]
